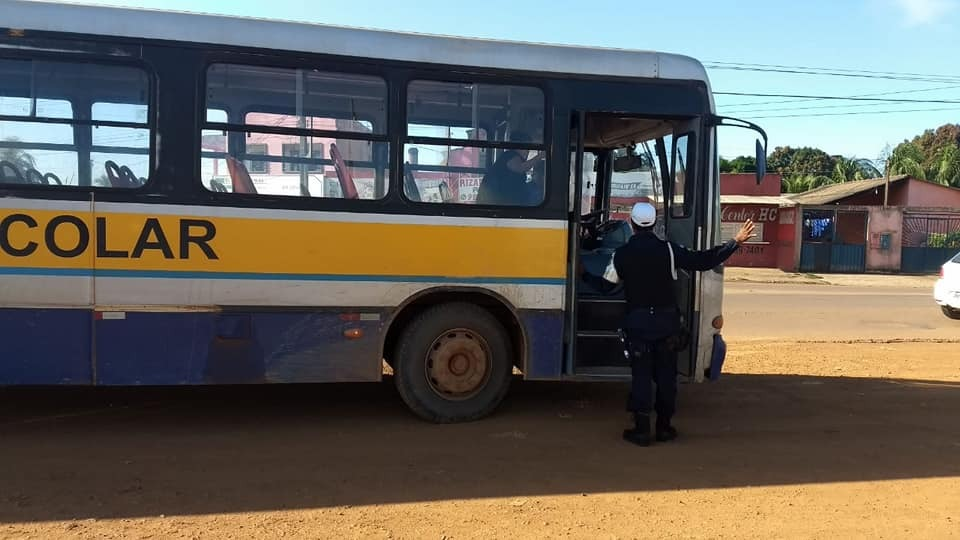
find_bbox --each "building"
[789,176,960,274]
[719,173,798,270]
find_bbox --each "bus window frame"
[398,73,552,212]
[198,58,392,201]
[0,50,158,193]
[670,130,697,219]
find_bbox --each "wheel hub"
[425,330,491,400]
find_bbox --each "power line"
[704,63,960,83]
[714,91,960,104]
[718,84,960,109]
[706,61,960,81]
[722,99,960,115]
[748,106,960,119]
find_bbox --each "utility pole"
[884,161,890,208]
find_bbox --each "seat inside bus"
[0,58,151,188]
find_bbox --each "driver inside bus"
[476,131,543,206]
[581,202,755,446]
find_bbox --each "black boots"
[622,413,652,446]
[655,419,679,442]
[623,413,679,446]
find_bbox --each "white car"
[934,251,960,320]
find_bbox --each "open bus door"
[568,112,702,378]
[662,119,701,378]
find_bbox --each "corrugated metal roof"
[720,195,796,206]
[788,175,909,205]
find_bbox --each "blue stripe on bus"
[0,266,566,286]
[0,307,565,385]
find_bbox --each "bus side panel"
[520,309,564,380]
[0,308,92,384]
[93,310,383,385]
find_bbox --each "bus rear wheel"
[393,303,513,423]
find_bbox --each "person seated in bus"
[476,131,543,206]
[581,202,755,447]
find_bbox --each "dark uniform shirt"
[609,231,740,310]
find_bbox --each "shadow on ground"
[2,372,959,523]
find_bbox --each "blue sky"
[59,0,960,165]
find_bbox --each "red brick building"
[719,173,797,270]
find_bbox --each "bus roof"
[4,0,710,83]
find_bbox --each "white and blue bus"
[0,0,766,422]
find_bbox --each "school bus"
[0,0,766,422]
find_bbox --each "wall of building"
[834,179,960,207]
[902,180,960,207]
[720,173,782,197]
[777,207,799,272]
[838,181,908,206]
[865,207,903,272]
[721,203,781,267]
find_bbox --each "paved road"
[723,282,955,342]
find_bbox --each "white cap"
[630,202,657,227]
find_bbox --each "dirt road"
[2,283,959,539]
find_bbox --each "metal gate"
[800,209,868,273]
[901,213,960,273]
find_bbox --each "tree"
[781,174,834,194]
[720,155,757,173]
[766,146,836,178]
[787,147,836,178]
[888,123,960,187]
[0,138,37,174]
[912,124,960,161]
[832,156,882,183]
[929,144,960,187]
[767,146,796,175]
[886,142,926,180]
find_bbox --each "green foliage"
[781,174,834,194]
[927,231,960,249]
[720,155,757,173]
[890,124,960,187]
[832,156,881,183]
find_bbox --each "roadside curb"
[724,269,938,289]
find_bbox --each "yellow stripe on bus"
[0,209,568,279]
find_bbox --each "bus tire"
[943,306,960,320]
[393,302,513,423]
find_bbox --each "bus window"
[91,102,150,186]
[671,133,693,218]
[201,64,389,199]
[0,58,151,188]
[0,118,78,186]
[404,80,546,206]
[609,140,665,223]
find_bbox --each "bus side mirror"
[708,115,768,185]
[755,139,767,185]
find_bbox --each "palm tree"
[928,145,960,187]
[0,138,37,172]
[782,174,834,194]
[832,156,883,183]
[886,143,926,180]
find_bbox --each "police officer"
[584,202,755,446]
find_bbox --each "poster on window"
[457,176,482,203]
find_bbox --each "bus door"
[569,112,626,377]
[568,112,700,378]
[663,119,702,378]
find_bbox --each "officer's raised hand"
[734,219,757,245]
